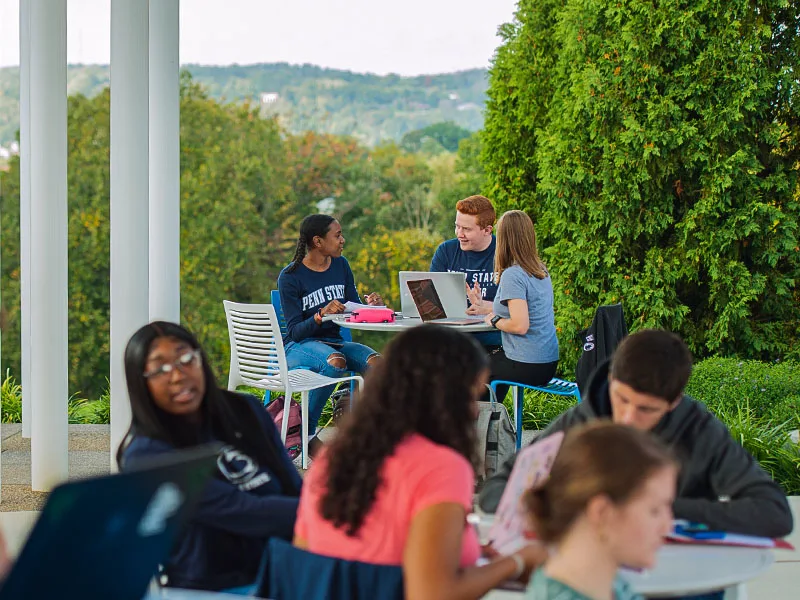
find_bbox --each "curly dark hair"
[319,324,489,536]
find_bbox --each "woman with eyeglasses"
[116,321,302,592]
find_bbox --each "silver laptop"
[405,279,484,326]
[399,271,468,318]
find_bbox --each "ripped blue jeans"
[284,338,378,435]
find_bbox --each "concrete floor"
[0,424,110,511]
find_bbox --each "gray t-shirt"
[492,264,559,363]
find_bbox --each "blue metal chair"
[270,290,357,411]
[264,538,404,600]
[488,378,581,450]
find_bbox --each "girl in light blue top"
[524,422,678,600]
[467,210,558,402]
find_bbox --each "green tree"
[1,75,293,397]
[451,131,486,203]
[400,121,473,154]
[483,0,800,367]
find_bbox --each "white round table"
[328,314,493,333]
[622,544,774,598]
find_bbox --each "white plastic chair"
[223,300,363,469]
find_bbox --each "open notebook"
[486,432,565,555]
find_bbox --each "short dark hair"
[610,329,692,402]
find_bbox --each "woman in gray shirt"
[467,210,559,401]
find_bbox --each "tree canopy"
[483,0,800,366]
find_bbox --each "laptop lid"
[0,444,220,600]
[406,279,450,322]
[399,271,467,318]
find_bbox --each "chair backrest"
[223,301,288,392]
[270,289,353,343]
[264,538,404,600]
[270,290,290,337]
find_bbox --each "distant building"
[448,92,459,100]
[0,147,10,159]
[260,92,280,104]
[9,141,20,154]
[456,102,480,111]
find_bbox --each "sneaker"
[330,388,351,425]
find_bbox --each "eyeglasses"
[144,349,202,380]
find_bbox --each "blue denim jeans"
[284,338,378,435]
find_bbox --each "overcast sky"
[0,0,519,75]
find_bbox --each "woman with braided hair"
[277,214,382,457]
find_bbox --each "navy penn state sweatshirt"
[277,256,361,344]
[122,394,302,591]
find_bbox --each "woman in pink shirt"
[294,324,546,599]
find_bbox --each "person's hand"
[514,542,548,583]
[321,299,345,316]
[484,312,496,327]
[467,303,492,316]
[481,543,500,560]
[364,292,383,306]
[466,282,484,306]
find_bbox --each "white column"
[149,0,180,323]
[19,0,32,439]
[29,0,69,491]
[110,0,149,469]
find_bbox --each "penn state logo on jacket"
[217,446,271,491]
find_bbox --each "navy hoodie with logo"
[122,394,303,591]
[277,256,361,344]
[478,360,794,538]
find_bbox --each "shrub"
[687,358,800,426]
[1,370,22,423]
[483,0,800,373]
[712,402,800,496]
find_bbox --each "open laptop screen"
[406,279,448,322]
[0,445,219,600]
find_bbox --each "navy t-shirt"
[430,237,498,301]
[430,237,501,346]
[277,256,361,344]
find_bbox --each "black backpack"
[575,304,628,396]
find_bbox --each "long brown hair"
[525,422,676,543]
[494,210,548,281]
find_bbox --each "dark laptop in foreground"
[0,445,219,600]
[406,278,484,326]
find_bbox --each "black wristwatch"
[490,315,503,329]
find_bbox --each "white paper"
[343,301,386,313]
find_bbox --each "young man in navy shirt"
[430,195,501,346]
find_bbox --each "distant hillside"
[0,63,487,146]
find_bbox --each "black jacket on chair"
[575,304,628,397]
